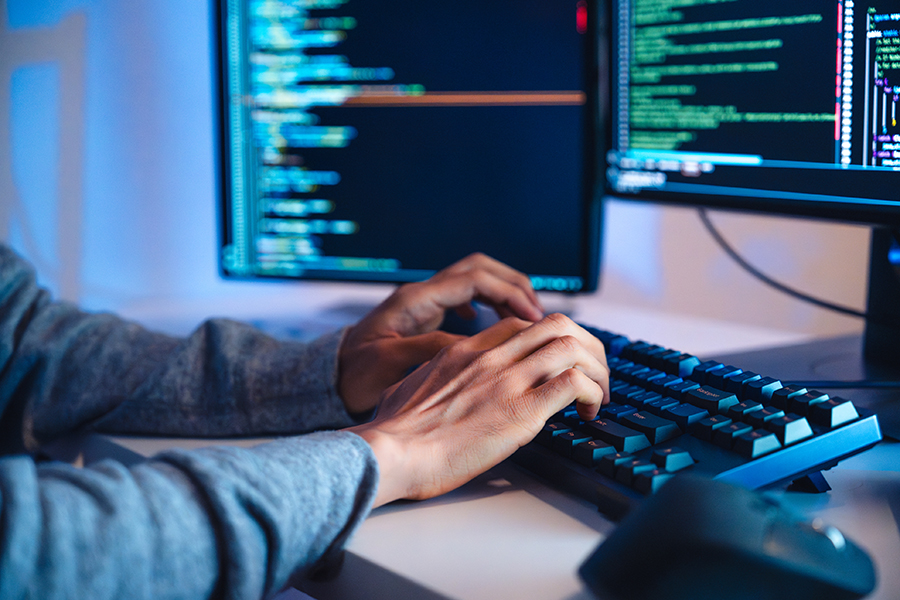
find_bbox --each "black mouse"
[578,475,877,600]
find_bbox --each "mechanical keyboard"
[511,326,884,520]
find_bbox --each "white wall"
[1,0,871,338]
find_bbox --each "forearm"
[0,245,356,451]
[0,431,378,600]
[88,323,355,438]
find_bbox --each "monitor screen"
[604,0,900,226]
[215,0,603,293]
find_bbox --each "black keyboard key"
[692,414,732,441]
[555,409,584,429]
[617,363,651,383]
[687,386,739,414]
[651,447,694,472]
[642,346,673,370]
[632,368,667,388]
[607,356,632,373]
[615,458,656,485]
[788,390,829,416]
[609,376,631,390]
[726,401,763,420]
[582,327,629,356]
[629,390,662,409]
[581,418,651,453]
[611,384,645,405]
[713,421,753,448]
[744,406,786,429]
[706,365,742,390]
[648,373,683,395]
[660,352,701,377]
[633,469,675,494]
[620,341,655,362]
[809,397,859,428]
[621,412,682,445]
[691,360,725,384]
[724,370,761,396]
[663,402,709,429]
[766,414,814,445]
[572,439,616,466]
[552,430,592,456]
[601,403,638,421]
[665,380,701,402]
[598,452,635,477]
[643,396,680,416]
[538,421,571,446]
[769,385,808,410]
[733,429,782,458]
[743,376,783,402]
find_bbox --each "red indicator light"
[835,102,840,141]
[576,0,588,34]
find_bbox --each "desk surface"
[85,434,899,600]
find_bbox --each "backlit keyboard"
[511,326,883,520]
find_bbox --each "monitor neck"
[863,227,900,370]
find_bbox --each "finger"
[529,367,606,422]
[442,252,542,305]
[432,268,544,323]
[461,317,534,353]
[517,334,610,396]
[497,314,608,368]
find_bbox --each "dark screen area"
[217,0,602,292]
[606,0,900,224]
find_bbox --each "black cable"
[698,208,868,319]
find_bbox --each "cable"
[698,208,868,319]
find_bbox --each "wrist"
[349,423,413,508]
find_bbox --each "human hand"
[338,253,545,415]
[348,314,610,507]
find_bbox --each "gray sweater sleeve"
[1,432,379,600]
[0,245,380,599]
[0,244,358,453]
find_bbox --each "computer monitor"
[600,0,900,369]
[214,0,603,294]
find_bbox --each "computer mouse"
[578,474,877,600]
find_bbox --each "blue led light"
[889,241,900,266]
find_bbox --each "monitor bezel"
[600,0,900,229]
[212,0,606,293]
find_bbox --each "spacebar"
[579,419,651,453]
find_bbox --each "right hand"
[348,313,610,507]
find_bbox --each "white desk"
[84,296,895,599]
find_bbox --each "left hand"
[338,253,545,415]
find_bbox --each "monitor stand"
[716,227,900,440]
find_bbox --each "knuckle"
[437,338,469,362]
[547,334,581,357]
[392,281,423,302]
[541,312,573,331]
[561,366,587,388]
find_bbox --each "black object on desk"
[513,326,883,520]
[578,475,877,600]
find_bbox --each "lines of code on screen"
[606,0,898,211]
[220,0,590,291]
[621,0,837,163]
